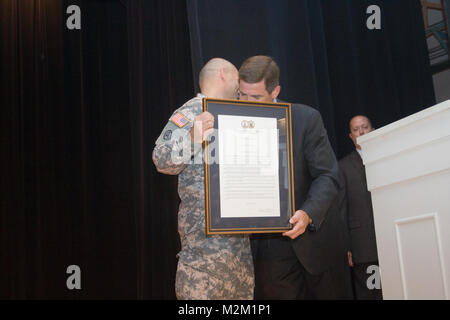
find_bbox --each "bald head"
[349,115,373,149]
[199,58,239,99]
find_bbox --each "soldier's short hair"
[239,56,280,94]
[199,58,234,90]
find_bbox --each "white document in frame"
[218,115,280,218]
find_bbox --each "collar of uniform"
[197,93,206,99]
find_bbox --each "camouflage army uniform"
[152,93,254,300]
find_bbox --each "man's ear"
[271,85,281,100]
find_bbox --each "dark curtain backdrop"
[1,0,192,299]
[187,0,436,158]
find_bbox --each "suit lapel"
[349,150,366,181]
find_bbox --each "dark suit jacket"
[252,103,342,275]
[338,150,379,264]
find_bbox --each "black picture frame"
[203,98,295,235]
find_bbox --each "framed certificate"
[203,98,295,235]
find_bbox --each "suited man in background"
[338,115,383,300]
[239,55,351,299]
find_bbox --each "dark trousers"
[351,262,383,300]
[252,236,353,300]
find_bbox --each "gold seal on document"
[241,120,255,129]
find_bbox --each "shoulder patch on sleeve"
[170,112,190,128]
[163,130,172,140]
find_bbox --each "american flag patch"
[170,112,190,128]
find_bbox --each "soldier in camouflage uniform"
[152,58,254,300]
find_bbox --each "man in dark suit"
[338,115,382,300]
[239,55,351,299]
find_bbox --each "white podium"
[358,100,450,300]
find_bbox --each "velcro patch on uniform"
[163,130,172,140]
[170,112,190,128]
